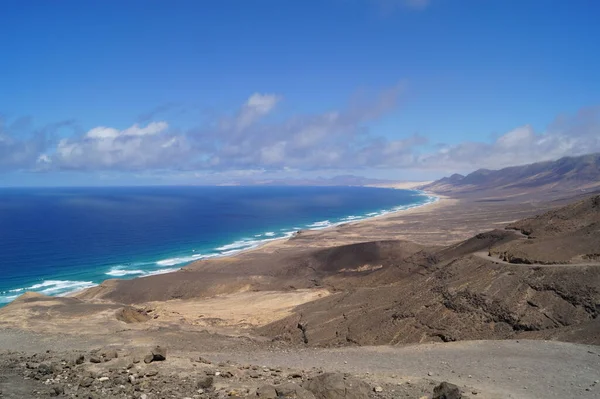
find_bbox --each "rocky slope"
[422,153,600,198]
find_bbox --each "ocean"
[0,186,435,305]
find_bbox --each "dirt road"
[204,340,600,399]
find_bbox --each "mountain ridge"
[422,153,600,197]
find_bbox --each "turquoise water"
[0,186,435,304]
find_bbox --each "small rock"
[98,376,109,382]
[90,356,102,364]
[37,363,52,375]
[143,354,154,364]
[79,377,94,388]
[215,371,221,376]
[197,388,205,394]
[374,386,383,393]
[140,394,148,399]
[221,371,234,378]
[197,376,213,389]
[145,370,158,377]
[102,349,118,361]
[249,371,261,378]
[432,381,462,399]
[51,385,64,396]
[129,375,136,384]
[74,355,85,365]
[151,345,167,361]
[428,371,433,377]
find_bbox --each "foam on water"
[0,280,97,303]
[0,189,438,306]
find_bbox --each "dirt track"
[474,251,600,267]
[195,340,600,399]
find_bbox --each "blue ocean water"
[0,186,434,304]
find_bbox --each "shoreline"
[4,187,444,303]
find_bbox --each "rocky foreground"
[1,345,469,399]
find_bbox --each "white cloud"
[236,93,281,131]
[52,121,193,170]
[2,91,599,178]
[418,107,600,171]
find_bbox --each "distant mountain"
[422,153,600,197]
[229,175,399,187]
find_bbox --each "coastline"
[72,188,443,298]
[3,186,444,303]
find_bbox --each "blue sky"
[1,0,599,186]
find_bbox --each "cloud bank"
[2,87,599,179]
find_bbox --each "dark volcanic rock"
[197,376,214,389]
[256,385,278,399]
[151,345,167,361]
[433,381,462,399]
[304,373,371,399]
[277,382,317,399]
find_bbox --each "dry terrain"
[1,181,599,398]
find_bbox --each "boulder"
[37,363,52,375]
[102,349,118,361]
[197,376,214,389]
[151,346,167,361]
[304,373,371,399]
[256,385,278,399]
[90,355,102,364]
[433,382,462,399]
[79,377,94,388]
[276,382,317,399]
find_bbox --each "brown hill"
[422,153,600,198]
[4,194,599,349]
[490,195,600,264]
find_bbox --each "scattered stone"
[304,373,371,399]
[256,385,278,399]
[151,346,167,361]
[432,381,462,399]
